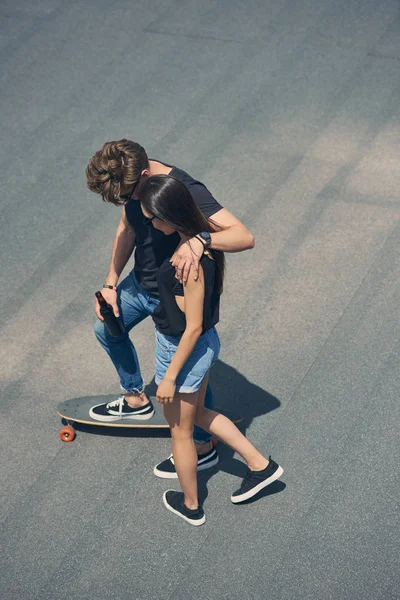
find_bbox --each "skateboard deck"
[57,395,241,442]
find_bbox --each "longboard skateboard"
[57,394,241,442]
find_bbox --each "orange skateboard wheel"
[59,425,75,442]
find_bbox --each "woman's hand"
[156,378,176,404]
[170,237,204,284]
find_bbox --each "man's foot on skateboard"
[154,443,219,478]
[89,394,155,422]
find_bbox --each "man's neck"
[130,160,174,200]
[148,160,173,176]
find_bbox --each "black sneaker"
[231,456,284,503]
[89,395,155,422]
[154,446,219,479]
[163,491,205,526]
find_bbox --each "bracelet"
[195,235,206,247]
[103,284,117,291]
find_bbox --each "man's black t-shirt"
[124,161,223,296]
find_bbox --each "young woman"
[140,175,283,526]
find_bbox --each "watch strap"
[195,234,206,248]
[196,232,211,249]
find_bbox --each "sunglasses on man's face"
[119,175,142,203]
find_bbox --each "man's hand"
[95,288,119,320]
[156,378,176,404]
[170,237,204,284]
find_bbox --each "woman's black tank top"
[151,254,220,337]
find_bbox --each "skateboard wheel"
[59,425,75,442]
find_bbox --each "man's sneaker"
[153,445,219,479]
[89,395,155,422]
[163,491,205,526]
[231,456,283,503]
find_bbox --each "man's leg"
[94,270,158,407]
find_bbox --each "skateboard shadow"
[62,422,172,440]
[145,358,280,426]
[210,359,280,423]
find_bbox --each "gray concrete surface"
[1,1,400,599]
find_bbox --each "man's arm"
[207,208,255,252]
[95,207,135,319]
[105,207,136,285]
[171,208,254,283]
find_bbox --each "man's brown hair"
[86,139,149,205]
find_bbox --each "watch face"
[200,232,211,247]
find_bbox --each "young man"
[86,139,255,478]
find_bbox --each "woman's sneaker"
[231,456,283,503]
[154,446,219,478]
[89,395,155,422]
[163,491,205,526]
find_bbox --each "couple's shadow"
[147,359,286,502]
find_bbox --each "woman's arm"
[156,266,205,403]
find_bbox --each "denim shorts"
[155,327,220,393]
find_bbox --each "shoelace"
[106,395,126,416]
[241,456,272,490]
[240,470,254,491]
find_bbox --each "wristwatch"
[196,231,212,250]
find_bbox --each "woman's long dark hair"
[140,174,225,293]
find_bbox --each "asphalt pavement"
[1,1,400,599]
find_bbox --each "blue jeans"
[94,269,213,443]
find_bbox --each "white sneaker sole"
[163,492,205,526]
[230,466,284,504]
[89,406,155,422]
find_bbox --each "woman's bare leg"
[162,390,199,510]
[195,376,269,471]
